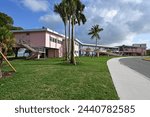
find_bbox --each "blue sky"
[0,0,150,49]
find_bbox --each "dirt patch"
[2,71,14,78]
[143,58,150,61]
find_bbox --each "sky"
[0,0,150,49]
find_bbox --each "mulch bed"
[143,58,150,62]
[2,71,14,78]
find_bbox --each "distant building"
[79,43,119,56]
[118,44,147,56]
[132,44,147,48]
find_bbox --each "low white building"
[79,43,119,56]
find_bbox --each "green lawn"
[0,57,119,100]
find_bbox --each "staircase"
[17,41,44,59]
[99,51,121,56]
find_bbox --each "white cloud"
[102,9,118,22]
[122,0,143,4]
[40,14,61,24]
[21,0,49,12]
[39,13,63,33]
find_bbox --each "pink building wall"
[14,31,45,48]
[45,32,63,57]
[119,46,146,56]
[13,29,64,58]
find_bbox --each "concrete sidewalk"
[107,57,150,100]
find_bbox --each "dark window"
[52,38,55,42]
[54,38,55,42]
[49,36,52,41]
[26,33,30,35]
[55,39,57,43]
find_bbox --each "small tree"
[0,27,15,78]
[88,25,103,57]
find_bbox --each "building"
[13,28,63,58]
[79,43,119,56]
[12,28,147,58]
[12,28,79,58]
[118,44,147,56]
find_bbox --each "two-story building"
[12,28,79,58]
[118,44,147,56]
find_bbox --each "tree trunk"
[96,38,99,57]
[13,47,19,58]
[64,24,68,61]
[70,17,76,65]
[96,38,98,50]
[0,47,2,78]
[0,58,3,78]
[68,18,71,60]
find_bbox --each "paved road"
[119,57,150,78]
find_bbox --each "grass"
[0,57,119,100]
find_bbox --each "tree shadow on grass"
[54,60,85,66]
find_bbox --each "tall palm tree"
[54,0,86,65]
[88,25,103,56]
[61,0,71,60]
[69,0,86,65]
[0,27,15,78]
[54,2,68,61]
[75,1,87,25]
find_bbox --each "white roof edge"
[11,28,65,37]
[75,38,83,44]
[11,28,46,32]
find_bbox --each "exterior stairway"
[99,51,121,56]
[17,41,43,59]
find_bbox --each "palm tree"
[60,0,71,60]
[69,0,86,65]
[54,2,68,61]
[0,27,15,78]
[54,0,86,65]
[88,25,103,57]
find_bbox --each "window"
[54,39,57,43]
[52,38,55,42]
[49,36,52,41]
[59,40,62,44]
[58,40,62,44]
[26,33,30,35]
